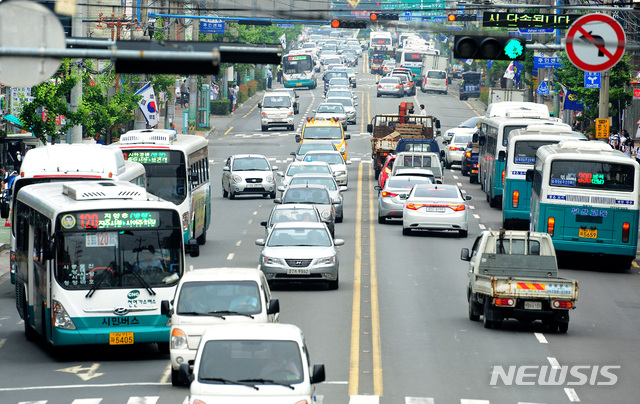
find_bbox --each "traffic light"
[331,19,367,29]
[370,13,399,21]
[453,35,525,60]
[447,14,477,22]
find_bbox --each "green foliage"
[210,99,231,115]
[153,17,167,41]
[555,52,632,120]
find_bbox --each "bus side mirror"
[525,169,534,182]
[498,151,505,162]
[161,300,172,317]
[190,171,198,182]
[367,123,373,133]
[43,239,56,261]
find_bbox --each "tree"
[555,52,632,121]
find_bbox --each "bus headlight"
[171,328,188,349]
[52,300,76,329]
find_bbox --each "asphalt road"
[1,60,640,404]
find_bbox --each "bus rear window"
[549,160,635,192]
[514,141,559,164]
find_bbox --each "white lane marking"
[469,205,475,210]
[3,382,169,392]
[548,357,561,370]
[236,240,242,247]
[70,400,103,404]
[460,400,490,404]
[461,189,467,194]
[406,398,435,404]
[478,224,486,230]
[127,397,160,404]
[0,338,6,350]
[565,387,581,402]
[248,219,253,225]
[226,253,235,261]
[453,175,459,180]
[457,182,463,187]
[473,214,481,219]
[253,211,258,216]
[535,333,548,344]
[350,396,380,404]
[18,401,48,404]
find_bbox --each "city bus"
[502,125,585,229]
[15,181,199,352]
[528,140,640,268]
[282,52,317,89]
[5,143,148,284]
[478,105,560,208]
[111,129,211,246]
[395,49,429,84]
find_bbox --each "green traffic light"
[504,39,524,59]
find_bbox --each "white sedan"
[402,184,472,238]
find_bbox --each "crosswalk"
[15,397,549,404]
[18,398,160,404]
[229,132,370,138]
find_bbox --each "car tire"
[468,293,481,321]
[229,192,235,200]
[353,83,357,88]
[557,322,569,334]
[402,227,411,236]
[270,192,276,199]
[328,273,339,290]
[336,214,343,223]
[483,300,500,329]
[157,342,170,354]
[445,159,452,169]
[378,216,386,224]
[421,87,426,93]
[171,368,183,386]
[397,94,402,98]
[289,125,295,131]
[377,93,381,98]
[222,184,228,198]
[261,125,267,132]
[459,229,468,238]
[470,175,478,184]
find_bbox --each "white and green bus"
[112,129,211,246]
[15,181,199,352]
[529,140,640,268]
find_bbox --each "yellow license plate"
[579,228,597,239]
[295,83,302,86]
[109,332,134,345]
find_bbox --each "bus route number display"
[124,151,169,164]
[61,211,160,230]
[578,173,605,185]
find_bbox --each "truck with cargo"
[420,54,450,93]
[367,106,441,179]
[488,88,527,104]
[461,230,578,333]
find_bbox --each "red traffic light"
[331,20,340,28]
[370,13,378,21]
[448,15,456,22]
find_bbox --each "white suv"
[259,93,295,131]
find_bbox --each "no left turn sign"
[565,14,625,72]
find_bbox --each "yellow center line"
[369,165,383,396]
[349,163,364,395]
[243,103,259,119]
[221,126,234,139]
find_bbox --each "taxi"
[295,118,350,160]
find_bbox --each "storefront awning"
[2,114,23,127]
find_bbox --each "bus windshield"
[549,160,635,192]
[283,55,313,74]
[513,140,560,164]
[55,213,183,290]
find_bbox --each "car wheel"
[336,214,343,223]
[557,322,569,334]
[402,227,411,236]
[445,159,452,169]
[289,125,295,131]
[157,342,170,354]
[378,216,386,224]
[229,191,235,200]
[328,273,339,290]
[261,125,267,132]
[459,229,468,238]
[270,192,276,199]
[353,83,357,88]
[468,293,481,321]
[421,87,426,93]
[377,93,381,98]
[222,184,228,198]
[171,368,183,386]
[397,94,402,98]
[483,300,499,329]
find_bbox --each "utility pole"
[553,0,561,118]
[68,2,84,144]
[188,4,200,134]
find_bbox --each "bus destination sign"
[482,12,579,29]
[124,151,169,164]
[61,211,160,230]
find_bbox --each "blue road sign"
[537,81,550,96]
[277,24,294,28]
[534,57,562,68]
[445,26,463,31]
[200,21,224,34]
[519,28,554,34]
[584,72,601,89]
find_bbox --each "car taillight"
[622,222,630,243]
[502,170,505,184]
[552,300,572,309]
[495,298,515,307]
[381,191,398,197]
[448,204,466,211]
[547,217,555,237]
[378,84,382,88]
[405,203,425,210]
[449,146,457,151]
[512,191,519,208]
[465,152,471,158]
[396,85,401,89]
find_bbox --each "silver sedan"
[402,184,472,237]
[375,175,433,223]
[285,173,346,222]
[256,222,345,290]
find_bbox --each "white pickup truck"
[461,230,578,333]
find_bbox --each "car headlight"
[339,144,346,154]
[265,174,275,183]
[52,300,76,329]
[171,328,188,350]
[232,174,243,184]
[263,256,281,265]
[321,210,332,219]
[318,256,336,265]
[333,170,346,176]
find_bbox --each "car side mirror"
[345,134,351,140]
[295,135,301,143]
[277,171,284,177]
[435,119,441,129]
[277,186,285,192]
[526,169,534,182]
[161,300,172,317]
[355,103,359,106]
[334,238,345,246]
[258,102,262,108]
[498,150,506,162]
[472,132,479,143]
[367,123,373,133]
[460,248,471,261]
[339,186,348,192]
[273,198,282,204]
[255,239,265,246]
[374,185,382,191]
[311,364,326,384]
[272,166,278,171]
[399,193,408,200]
[267,298,280,315]
[260,220,268,227]
[465,195,473,201]
[222,166,230,172]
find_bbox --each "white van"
[162,267,280,386]
[422,69,448,94]
[180,323,326,404]
[258,93,295,132]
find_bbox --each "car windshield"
[262,96,290,108]
[386,177,433,189]
[326,72,348,80]
[271,208,319,225]
[233,157,271,171]
[317,104,344,114]
[330,78,349,86]
[459,116,482,128]
[452,135,472,144]
[303,126,343,140]
[198,339,303,385]
[305,152,344,165]
[327,98,353,108]
[297,143,335,154]
[290,177,338,191]
[326,90,351,99]
[268,228,332,247]
[380,78,400,84]
[176,281,262,315]
[283,187,331,204]
[287,164,331,176]
[413,186,459,199]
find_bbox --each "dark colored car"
[461,142,479,183]
[459,72,482,101]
